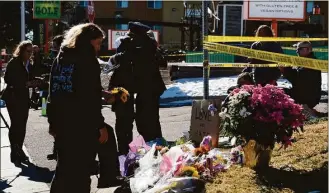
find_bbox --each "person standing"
[47,35,64,161]
[47,23,108,193]
[243,25,284,86]
[1,41,35,165]
[280,41,322,119]
[108,22,165,155]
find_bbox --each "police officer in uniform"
[109,22,166,155]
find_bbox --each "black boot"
[11,145,29,165]
[47,142,58,160]
[97,177,124,188]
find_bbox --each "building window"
[116,24,128,30]
[117,1,128,8]
[147,0,162,9]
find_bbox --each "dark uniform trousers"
[50,125,98,193]
[6,98,30,154]
[114,92,163,155]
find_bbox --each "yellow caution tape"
[205,36,328,43]
[99,47,327,58]
[203,42,328,72]
[168,62,293,68]
[282,47,328,52]
[209,63,293,68]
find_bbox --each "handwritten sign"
[189,99,222,147]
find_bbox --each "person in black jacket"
[243,25,284,86]
[2,40,38,165]
[47,23,109,193]
[280,41,322,119]
[108,22,166,155]
[47,35,64,161]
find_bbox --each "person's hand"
[99,127,108,144]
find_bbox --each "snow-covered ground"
[1,72,327,102]
[160,73,328,99]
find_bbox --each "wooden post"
[271,20,278,37]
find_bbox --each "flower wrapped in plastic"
[102,87,130,105]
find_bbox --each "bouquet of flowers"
[219,84,305,148]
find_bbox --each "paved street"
[23,105,192,192]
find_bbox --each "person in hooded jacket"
[108,22,166,155]
[280,41,322,119]
[47,23,110,193]
[243,25,284,86]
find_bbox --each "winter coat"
[47,45,105,135]
[243,41,284,85]
[282,53,322,108]
[2,57,34,103]
[109,32,166,95]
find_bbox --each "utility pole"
[21,1,25,41]
[202,0,209,99]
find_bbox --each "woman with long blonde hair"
[47,23,115,193]
[2,40,35,165]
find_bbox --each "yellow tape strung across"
[209,63,293,68]
[281,47,328,52]
[204,42,328,72]
[205,36,328,43]
[168,62,293,68]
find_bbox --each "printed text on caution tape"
[205,36,328,43]
[204,42,328,72]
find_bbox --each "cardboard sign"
[189,99,222,147]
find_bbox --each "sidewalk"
[1,107,50,193]
[0,106,120,193]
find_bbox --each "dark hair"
[13,40,33,57]
[255,25,274,37]
[52,35,64,46]
[62,23,105,48]
[237,72,254,86]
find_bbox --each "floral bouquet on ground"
[219,84,305,149]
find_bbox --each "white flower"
[239,107,251,118]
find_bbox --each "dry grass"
[206,121,328,193]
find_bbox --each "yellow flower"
[178,166,200,178]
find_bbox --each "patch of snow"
[161,73,328,99]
